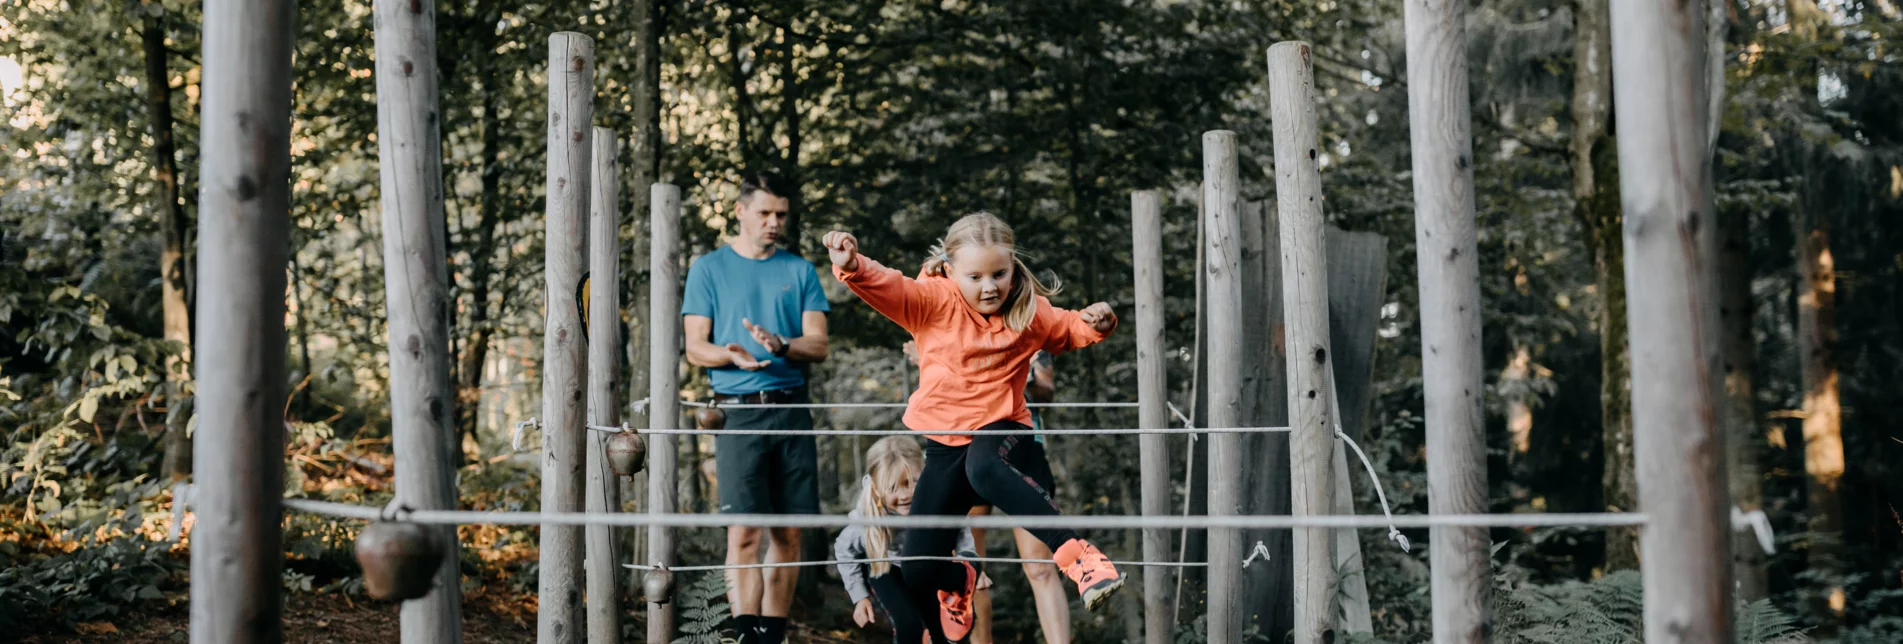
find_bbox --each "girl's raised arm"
[1038,299,1118,355]
[827,231,942,331]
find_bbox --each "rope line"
[622,555,1209,573]
[627,397,1138,412]
[583,424,1291,437]
[277,497,1652,530]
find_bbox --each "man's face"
[735,191,791,248]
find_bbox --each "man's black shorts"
[713,394,820,515]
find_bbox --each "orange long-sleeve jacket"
[833,253,1115,446]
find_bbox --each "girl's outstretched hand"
[823,231,860,271]
[1079,302,1116,333]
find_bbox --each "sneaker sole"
[1081,575,1125,612]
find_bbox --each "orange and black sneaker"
[1056,538,1124,611]
[936,561,978,641]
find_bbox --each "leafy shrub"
[0,536,183,632]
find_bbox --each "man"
[681,174,830,644]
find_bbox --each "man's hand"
[824,231,860,271]
[1079,302,1116,334]
[742,318,785,356]
[852,599,875,627]
[724,344,770,371]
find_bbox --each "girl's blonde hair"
[858,436,924,576]
[920,212,1059,332]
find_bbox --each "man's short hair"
[738,172,788,205]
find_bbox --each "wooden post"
[647,183,684,641]
[189,1,293,641]
[1323,228,1389,635]
[1237,201,1292,641]
[584,128,622,644]
[1201,131,1244,644]
[1132,190,1171,644]
[372,0,463,640]
[1400,0,1493,634]
[1267,42,1340,644]
[540,31,594,644]
[1608,0,1733,639]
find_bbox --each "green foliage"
[0,534,182,633]
[671,571,734,644]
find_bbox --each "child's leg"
[899,441,982,594]
[870,572,935,643]
[962,421,1079,551]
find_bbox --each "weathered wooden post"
[1402,0,1491,633]
[1132,190,1171,644]
[1609,0,1733,639]
[1267,42,1340,644]
[541,31,594,644]
[647,183,684,641]
[190,1,293,641]
[584,128,623,644]
[372,0,463,640]
[1201,131,1244,644]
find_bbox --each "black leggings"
[901,420,1078,594]
[870,568,953,643]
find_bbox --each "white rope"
[1335,427,1409,552]
[277,497,1652,530]
[511,417,539,451]
[1166,401,1195,428]
[585,424,1290,437]
[671,399,1139,410]
[1240,541,1272,568]
[1732,507,1777,555]
[622,555,1209,572]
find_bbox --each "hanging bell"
[695,405,726,430]
[643,566,676,605]
[606,430,646,477]
[354,521,445,602]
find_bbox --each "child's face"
[883,467,918,515]
[949,244,1015,316]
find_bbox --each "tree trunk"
[1572,0,1638,571]
[626,0,661,581]
[778,30,803,254]
[455,0,504,465]
[144,3,193,483]
[1793,183,1845,621]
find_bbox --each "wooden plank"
[1608,0,1734,639]
[1132,190,1171,644]
[190,1,294,641]
[1323,228,1388,634]
[1401,0,1492,635]
[647,183,684,641]
[372,0,463,640]
[1268,42,1340,644]
[1201,131,1244,644]
[1236,200,1293,642]
[540,31,594,644]
[585,128,623,644]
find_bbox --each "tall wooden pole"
[540,31,594,644]
[373,0,463,640]
[1400,0,1494,633]
[647,183,683,642]
[584,128,623,644]
[1267,43,1340,644]
[1132,190,1171,644]
[1609,0,1734,639]
[190,1,293,641]
[1201,131,1243,644]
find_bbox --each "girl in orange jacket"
[823,212,1123,641]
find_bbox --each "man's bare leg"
[727,526,765,616]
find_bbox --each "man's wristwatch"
[771,334,791,357]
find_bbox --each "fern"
[671,571,734,644]
[1735,599,1807,644]
[1489,570,1811,644]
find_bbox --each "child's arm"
[824,231,941,331]
[833,519,874,606]
[1039,299,1119,355]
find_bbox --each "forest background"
[1,0,1900,642]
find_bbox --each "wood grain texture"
[1132,191,1172,644]
[372,0,465,640]
[1608,0,1734,638]
[584,128,623,644]
[1323,228,1388,634]
[190,2,294,641]
[1400,0,1493,636]
[1200,131,1244,644]
[1236,200,1292,642]
[646,183,684,642]
[540,31,594,644]
[1268,42,1340,644]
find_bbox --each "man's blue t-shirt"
[681,246,831,395]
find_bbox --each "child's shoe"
[936,561,978,640]
[1056,538,1124,611]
